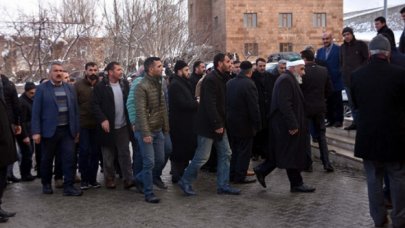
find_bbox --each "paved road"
[2,161,375,228]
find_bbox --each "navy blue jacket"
[316,43,344,91]
[31,80,80,138]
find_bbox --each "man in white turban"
[254,58,316,193]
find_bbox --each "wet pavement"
[2,160,375,228]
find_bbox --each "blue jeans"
[154,133,172,178]
[41,126,75,188]
[363,160,405,227]
[181,132,232,189]
[135,131,165,196]
[132,135,142,178]
[133,133,171,180]
[344,86,358,124]
[79,128,101,184]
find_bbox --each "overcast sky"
[0,0,404,20]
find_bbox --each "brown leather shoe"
[124,180,135,189]
[74,174,81,183]
[105,178,116,189]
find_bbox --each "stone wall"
[189,0,343,61]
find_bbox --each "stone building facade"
[188,0,343,61]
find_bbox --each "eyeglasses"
[322,38,330,40]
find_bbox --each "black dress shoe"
[7,176,20,183]
[42,184,53,194]
[153,179,168,189]
[344,123,356,130]
[233,176,257,184]
[0,216,8,223]
[325,122,334,127]
[63,187,83,196]
[291,184,316,193]
[253,167,266,188]
[178,180,196,196]
[21,175,36,182]
[0,208,16,218]
[324,164,334,172]
[333,122,343,128]
[145,194,160,203]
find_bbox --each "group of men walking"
[0,8,405,227]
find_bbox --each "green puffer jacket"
[134,74,169,137]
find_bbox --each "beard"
[87,74,98,81]
[293,72,302,84]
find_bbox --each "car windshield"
[283,52,301,60]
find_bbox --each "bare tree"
[102,0,214,73]
[1,0,99,82]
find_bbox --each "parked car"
[267,52,301,62]
[265,62,278,73]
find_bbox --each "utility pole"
[38,18,46,77]
[384,0,388,19]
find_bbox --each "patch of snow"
[4,35,14,42]
[1,49,9,57]
[355,30,403,46]
[55,38,68,45]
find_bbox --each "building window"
[279,43,293,52]
[313,13,326,27]
[278,13,292,28]
[243,13,257,28]
[244,43,258,56]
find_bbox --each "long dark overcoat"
[168,75,198,162]
[0,99,18,168]
[351,58,405,161]
[226,74,261,138]
[194,70,227,140]
[269,71,311,170]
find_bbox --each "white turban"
[286,59,305,68]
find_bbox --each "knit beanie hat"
[24,82,36,91]
[369,35,391,53]
[174,60,188,73]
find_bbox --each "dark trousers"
[230,136,253,182]
[255,160,303,187]
[41,126,75,188]
[34,143,42,177]
[79,128,100,184]
[363,160,405,227]
[326,90,344,124]
[307,113,331,166]
[54,151,63,180]
[0,166,7,205]
[252,128,269,159]
[171,160,188,182]
[16,137,34,177]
